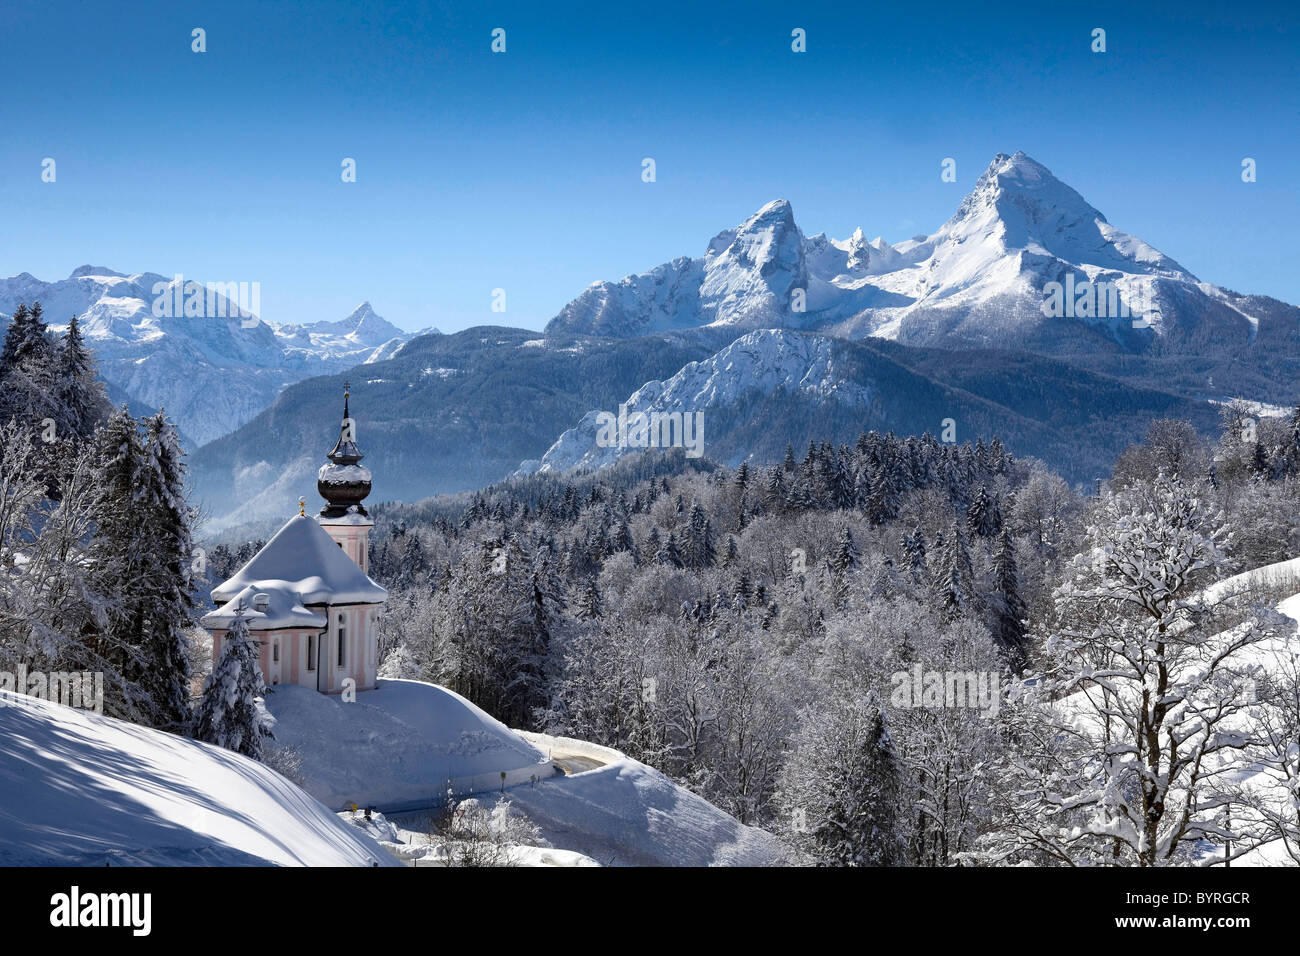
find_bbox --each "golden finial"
[299,496,306,517]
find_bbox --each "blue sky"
[1,0,1296,332]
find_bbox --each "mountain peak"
[945,151,1109,246]
[343,301,377,324]
[70,265,126,279]
[700,199,807,326]
[751,198,793,219]
[983,151,1079,204]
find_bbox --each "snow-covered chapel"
[202,383,387,694]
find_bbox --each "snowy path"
[554,755,604,774]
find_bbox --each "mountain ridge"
[543,151,1296,361]
[0,268,439,445]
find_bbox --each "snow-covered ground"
[262,679,555,812]
[503,732,786,866]
[265,681,784,866]
[0,691,398,866]
[1049,554,1300,867]
[341,806,601,867]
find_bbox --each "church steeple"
[317,381,373,519]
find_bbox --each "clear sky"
[1,0,1296,333]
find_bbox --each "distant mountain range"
[187,327,723,530]
[0,268,436,445]
[12,152,1298,531]
[188,323,1226,531]
[547,152,1300,366]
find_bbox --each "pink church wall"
[207,613,376,695]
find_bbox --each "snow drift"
[508,731,786,866]
[0,690,398,866]
[263,680,555,812]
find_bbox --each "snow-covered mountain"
[513,327,1220,481]
[518,330,872,474]
[547,199,815,337]
[0,268,438,445]
[545,151,1289,354]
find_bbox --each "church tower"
[317,381,373,573]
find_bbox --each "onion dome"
[317,381,372,518]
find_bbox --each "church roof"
[201,583,328,632]
[210,514,387,608]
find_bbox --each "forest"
[324,401,1300,866]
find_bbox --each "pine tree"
[1250,440,1269,480]
[397,533,429,588]
[764,466,786,508]
[778,694,902,866]
[782,443,797,472]
[194,604,274,760]
[1,301,54,371]
[733,461,750,492]
[608,516,635,557]
[966,485,1002,538]
[990,528,1028,668]
[89,407,194,728]
[130,412,196,728]
[0,301,59,427]
[731,570,752,608]
[832,525,859,572]
[685,502,715,569]
[658,530,684,568]
[903,524,928,582]
[88,406,147,710]
[0,302,32,370]
[864,464,899,525]
[52,315,108,440]
[933,522,974,619]
[574,577,603,620]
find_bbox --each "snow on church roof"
[210,514,387,610]
[201,583,328,632]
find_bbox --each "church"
[202,384,387,694]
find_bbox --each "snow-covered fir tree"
[778,692,902,866]
[194,603,274,760]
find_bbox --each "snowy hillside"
[545,151,1287,354]
[263,680,555,811]
[0,690,398,866]
[0,268,437,445]
[518,329,872,475]
[261,681,783,866]
[511,732,786,866]
[513,326,1221,480]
